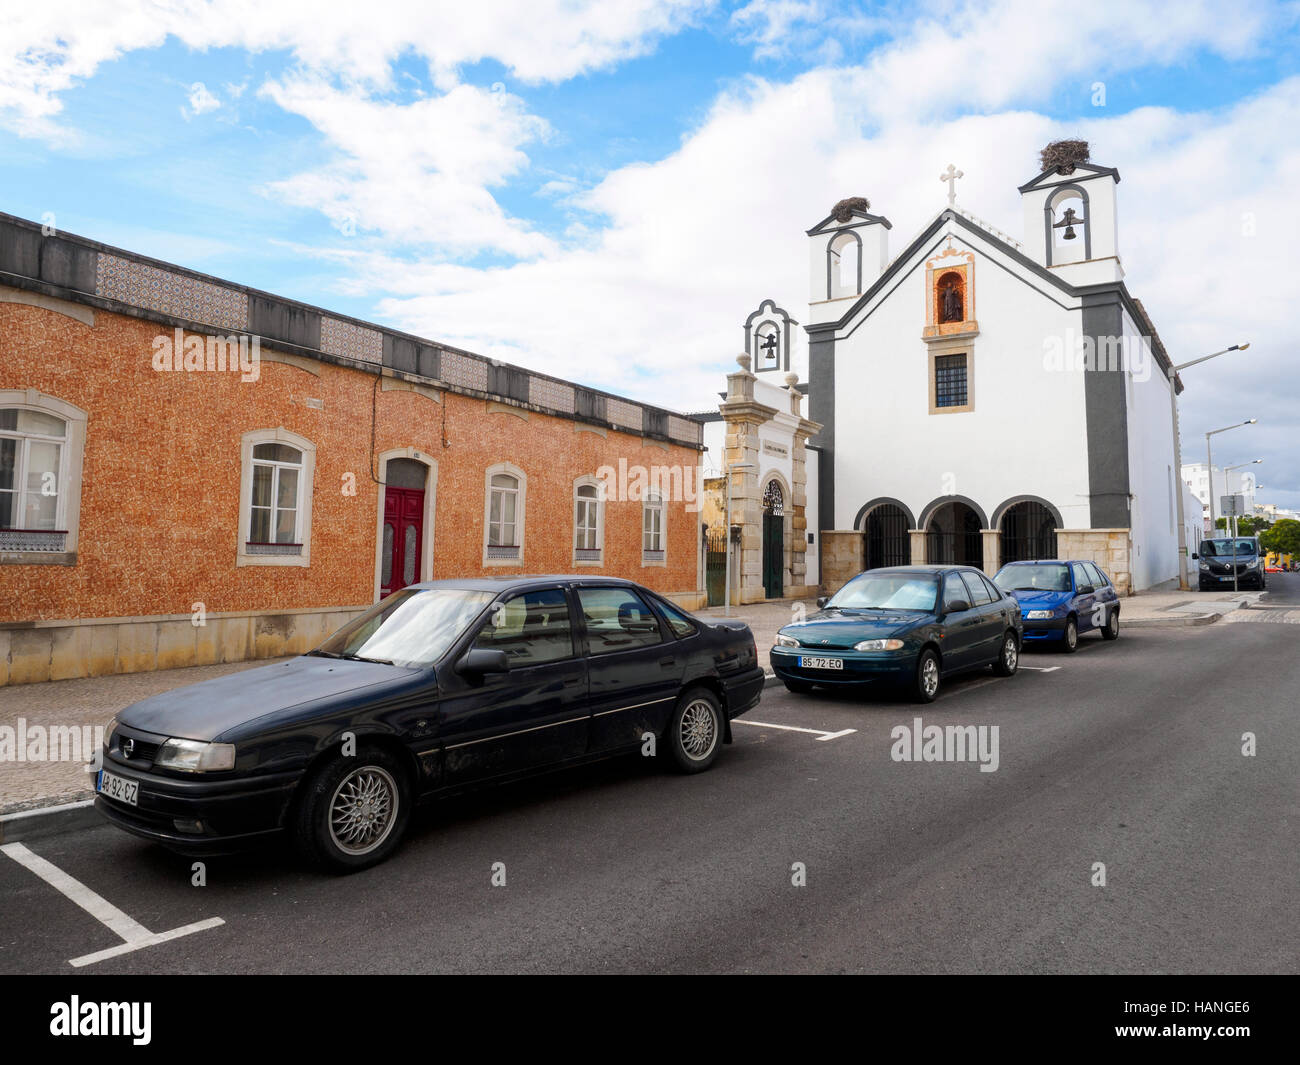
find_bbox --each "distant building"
[1182,462,1257,526]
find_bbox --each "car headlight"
[154,738,236,772]
[1244,559,1259,568]
[854,639,904,651]
[104,715,119,747]
[1025,610,1055,620]
[774,634,800,648]
[1199,561,1210,570]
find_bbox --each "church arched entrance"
[926,501,982,567]
[863,503,911,570]
[762,479,784,599]
[999,500,1058,565]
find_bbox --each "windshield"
[829,573,938,612]
[994,563,1071,592]
[314,587,495,669]
[1199,539,1257,557]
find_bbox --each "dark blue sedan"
[770,566,1023,703]
[991,560,1120,652]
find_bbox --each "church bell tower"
[1020,140,1123,285]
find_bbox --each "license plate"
[1219,575,1235,581]
[97,769,138,807]
[799,656,843,670]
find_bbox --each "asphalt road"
[3,575,1298,974]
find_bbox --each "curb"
[1123,612,1224,628]
[0,797,100,844]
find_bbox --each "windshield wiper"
[339,653,396,665]
[306,649,344,659]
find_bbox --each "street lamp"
[1169,343,1250,589]
[1205,418,1257,526]
[723,461,755,616]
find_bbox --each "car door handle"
[659,656,676,667]
[563,677,582,687]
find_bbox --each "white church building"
[702,143,1186,599]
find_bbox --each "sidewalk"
[1119,585,1267,625]
[0,585,1258,817]
[0,658,284,814]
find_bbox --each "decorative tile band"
[320,317,382,364]
[96,253,249,332]
[529,377,575,414]
[668,415,702,445]
[606,397,642,431]
[441,350,489,391]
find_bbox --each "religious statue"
[939,281,963,323]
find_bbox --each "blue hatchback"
[991,560,1120,652]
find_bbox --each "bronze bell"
[1053,206,1083,240]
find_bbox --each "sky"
[2,0,1299,508]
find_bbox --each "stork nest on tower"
[1039,139,1090,174]
[831,196,870,222]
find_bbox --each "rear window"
[994,563,1070,592]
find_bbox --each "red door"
[380,487,425,598]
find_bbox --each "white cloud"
[182,81,221,118]
[0,0,711,141]
[261,76,554,258]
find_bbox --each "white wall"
[805,448,820,586]
[1122,310,1180,591]
[830,229,1092,533]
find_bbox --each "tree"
[1260,519,1300,558]
[1216,515,1270,536]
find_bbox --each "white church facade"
[702,143,1186,600]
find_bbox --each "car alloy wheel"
[1002,635,1018,671]
[328,766,399,856]
[913,650,941,703]
[679,698,719,762]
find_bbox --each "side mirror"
[456,648,509,677]
[816,596,829,609]
[1078,585,1095,594]
[1191,552,1199,560]
[946,599,971,614]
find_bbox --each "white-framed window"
[238,428,315,567]
[642,488,665,565]
[0,390,87,561]
[574,476,603,565]
[484,462,526,565]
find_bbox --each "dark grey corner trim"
[917,494,990,530]
[989,494,1065,529]
[1081,293,1131,528]
[807,333,836,529]
[852,497,917,531]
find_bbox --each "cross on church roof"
[940,163,963,206]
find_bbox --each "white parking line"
[734,720,857,741]
[1018,665,1061,672]
[1,842,224,968]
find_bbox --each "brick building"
[0,212,704,685]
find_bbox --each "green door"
[762,512,783,599]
